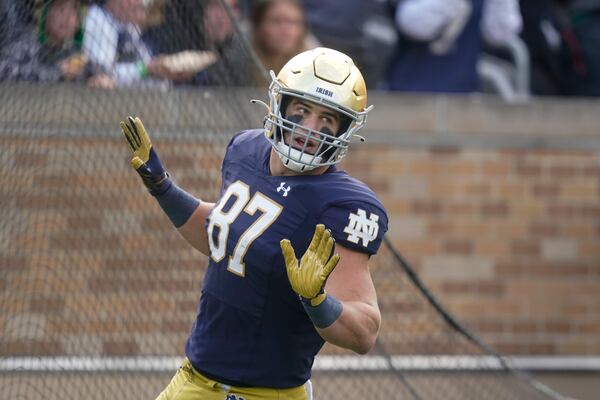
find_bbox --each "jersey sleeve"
[220,129,265,187]
[220,131,239,189]
[319,200,388,256]
[220,130,250,193]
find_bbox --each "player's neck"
[269,149,328,176]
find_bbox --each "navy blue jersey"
[185,129,388,388]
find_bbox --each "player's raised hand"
[120,116,172,196]
[281,224,340,306]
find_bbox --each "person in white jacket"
[388,0,522,92]
[83,0,181,88]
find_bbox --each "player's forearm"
[149,179,211,256]
[317,300,381,354]
[176,201,213,256]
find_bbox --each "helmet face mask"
[270,93,350,171]
[263,48,373,172]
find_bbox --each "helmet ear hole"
[280,95,293,118]
[275,95,294,141]
[337,116,352,137]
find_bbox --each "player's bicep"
[325,244,377,307]
[176,201,214,256]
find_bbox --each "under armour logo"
[277,182,291,197]
[226,395,245,400]
[343,209,380,247]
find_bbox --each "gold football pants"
[156,358,312,400]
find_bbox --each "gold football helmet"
[261,47,373,172]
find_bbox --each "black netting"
[0,1,564,399]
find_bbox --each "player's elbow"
[352,333,377,355]
[352,313,380,355]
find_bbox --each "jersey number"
[207,181,283,276]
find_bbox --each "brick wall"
[1,135,227,357]
[1,86,599,358]
[344,146,600,355]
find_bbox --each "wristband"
[302,293,343,329]
[155,181,200,228]
[139,170,172,196]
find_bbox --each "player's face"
[283,98,342,155]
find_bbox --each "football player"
[121,47,388,400]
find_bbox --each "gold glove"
[281,224,340,306]
[120,116,170,195]
[120,116,152,170]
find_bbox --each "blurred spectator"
[193,0,254,86]
[141,0,169,31]
[0,0,87,83]
[142,0,203,55]
[142,0,254,86]
[204,0,239,48]
[518,0,583,96]
[301,0,398,89]
[83,0,180,88]
[387,0,522,93]
[570,0,600,96]
[0,0,35,52]
[250,0,315,82]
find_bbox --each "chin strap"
[275,141,322,172]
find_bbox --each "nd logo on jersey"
[226,395,245,400]
[343,209,379,247]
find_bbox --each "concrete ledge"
[1,83,599,149]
